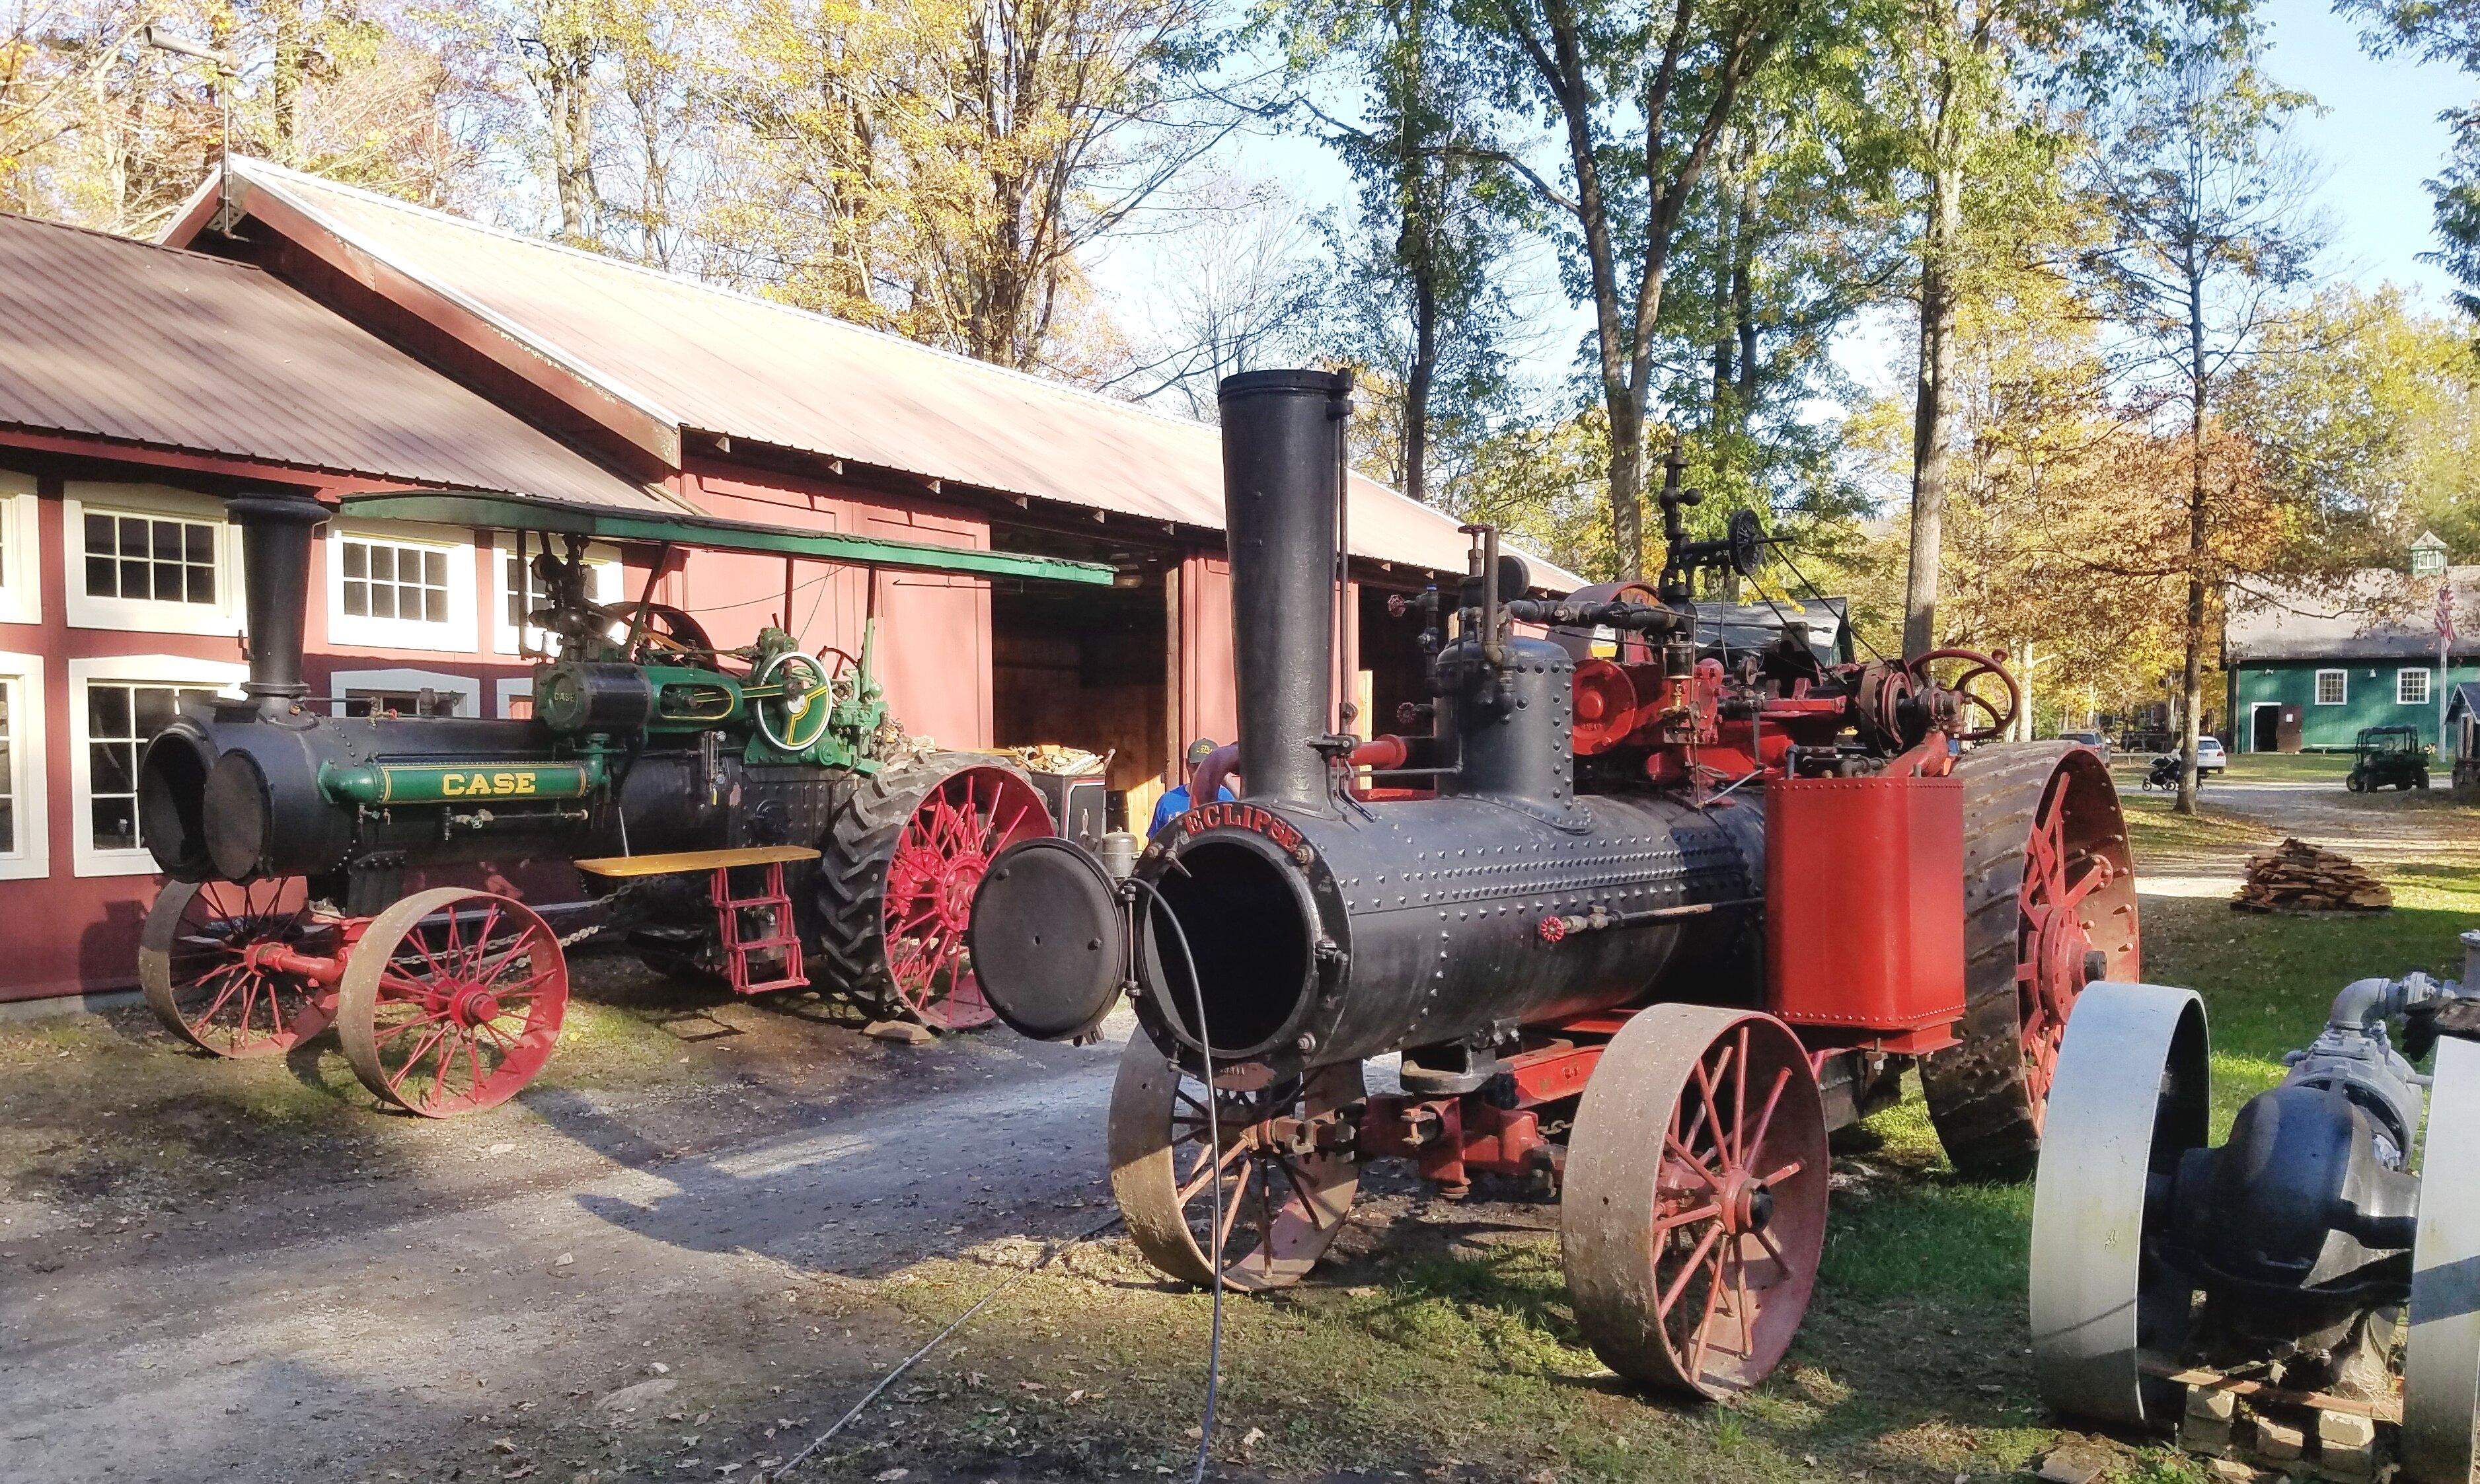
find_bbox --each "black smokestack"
[1217,369,1351,810]
[227,492,326,717]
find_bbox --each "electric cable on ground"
[773,879,1230,1484]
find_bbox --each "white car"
[2196,737,2227,776]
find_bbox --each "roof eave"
[174,165,688,474]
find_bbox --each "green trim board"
[340,490,1117,585]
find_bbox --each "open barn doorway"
[992,574,1168,838]
[1358,584,1431,738]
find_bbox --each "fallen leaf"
[1241,1427,1266,1452]
[553,1253,576,1269]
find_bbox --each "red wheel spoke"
[1731,1026,1750,1164]
[1656,1221,1726,1317]
[1744,1068,1793,1161]
[1684,1249,1726,1379]
[1652,1201,1722,1234]
[1756,1160,1805,1188]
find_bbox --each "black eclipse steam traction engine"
[133,492,1108,1116]
[968,370,2143,1397]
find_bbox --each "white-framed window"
[328,667,480,718]
[494,536,624,655]
[496,675,535,720]
[0,651,48,881]
[68,654,244,877]
[2399,668,2433,706]
[324,521,478,651]
[61,484,243,636]
[0,472,41,626]
[2315,669,2348,706]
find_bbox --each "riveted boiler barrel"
[1130,790,1763,1072]
[139,704,732,882]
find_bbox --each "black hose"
[1126,873,1225,1484]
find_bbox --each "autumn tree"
[717,0,1225,371]
[1456,0,1802,579]
[2080,32,2323,809]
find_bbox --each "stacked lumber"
[2232,838,2393,913]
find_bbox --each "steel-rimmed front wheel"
[337,888,568,1117]
[1562,1006,1830,1401]
[139,877,338,1057]
[1108,1039,1364,1292]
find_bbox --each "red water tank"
[1764,774,1967,1052]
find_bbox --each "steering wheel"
[1906,648,2021,742]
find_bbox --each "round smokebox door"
[967,836,1127,1041]
[203,749,275,882]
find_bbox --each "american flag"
[2440,582,2458,646]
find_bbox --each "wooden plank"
[573,845,821,878]
[2139,1358,2402,1423]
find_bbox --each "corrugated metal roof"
[2227,567,2479,662]
[0,208,673,513]
[206,159,1586,590]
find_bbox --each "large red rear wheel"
[1562,1006,1830,1399]
[817,755,1051,1030]
[1924,743,2140,1180]
[336,889,568,1118]
[139,877,339,1058]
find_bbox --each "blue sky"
[1095,0,2480,408]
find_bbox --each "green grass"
[2218,751,2352,781]
[2115,792,2275,856]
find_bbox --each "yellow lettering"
[491,772,514,794]
[441,773,467,797]
[515,773,538,796]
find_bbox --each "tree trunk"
[268,0,305,163]
[2176,272,2209,815]
[1903,153,1962,659]
[1405,265,1439,504]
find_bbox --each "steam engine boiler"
[968,369,2142,1398]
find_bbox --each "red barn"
[0,163,1578,1007]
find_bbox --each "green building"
[2225,533,2476,755]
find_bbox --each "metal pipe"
[1217,369,1353,810]
[227,493,327,719]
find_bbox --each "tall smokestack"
[227,492,326,718]
[1217,369,1351,810]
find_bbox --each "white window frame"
[68,653,245,877]
[324,520,479,652]
[0,472,41,626]
[328,667,481,718]
[0,650,49,880]
[496,675,534,719]
[493,535,624,655]
[2399,668,2434,707]
[2315,669,2348,706]
[61,484,243,636]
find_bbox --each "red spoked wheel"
[1108,1039,1365,1292]
[820,755,1051,1031]
[139,877,340,1058]
[1562,1006,1830,1400]
[336,888,569,1118]
[1924,743,2142,1179]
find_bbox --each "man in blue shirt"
[1149,737,1237,835]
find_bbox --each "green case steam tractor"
[133,490,1112,1116]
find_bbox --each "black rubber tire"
[1920,742,2140,1181]
[812,753,1043,1021]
